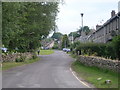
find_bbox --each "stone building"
[88,11,120,43]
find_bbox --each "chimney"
[96,25,102,30]
[111,10,116,17]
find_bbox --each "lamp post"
[81,13,84,32]
[81,13,84,42]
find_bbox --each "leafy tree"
[69,31,80,40]
[2,2,59,52]
[70,41,81,49]
[61,34,69,48]
[83,26,90,35]
[51,32,63,40]
[77,26,90,35]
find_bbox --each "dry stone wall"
[2,52,33,62]
[77,55,120,73]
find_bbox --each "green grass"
[71,60,119,88]
[2,50,54,70]
[2,57,40,71]
[39,50,54,55]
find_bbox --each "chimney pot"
[111,10,116,17]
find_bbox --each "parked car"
[0,47,7,52]
[63,48,67,52]
[62,48,71,52]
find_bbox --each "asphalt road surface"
[3,50,90,88]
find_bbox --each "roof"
[94,12,120,33]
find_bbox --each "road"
[2,50,90,88]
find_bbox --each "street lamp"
[80,13,84,54]
[81,13,84,32]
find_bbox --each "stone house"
[88,11,120,43]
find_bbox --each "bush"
[32,54,37,59]
[75,35,120,60]
[112,35,120,60]
[15,56,26,62]
[76,43,105,56]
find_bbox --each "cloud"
[56,0,119,34]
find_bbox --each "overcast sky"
[54,0,119,35]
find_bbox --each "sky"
[54,0,119,35]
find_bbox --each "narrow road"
[3,50,90,88]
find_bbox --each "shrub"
[112,35,120,60]
[75,37,120,60]
[76,43,104,56]
[32,54,37,59]
[15,56,26,62]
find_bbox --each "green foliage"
[32,54,37,59]
[2,2,59,52]
[70,41,81,54]
[69,32,80,40]
[52,42,59,49]
[15,56,26,62]
[112,35,120,60]
[72,60,119,88]
[77,26,91,35]
[51,32,63,40]
[83,26,90,35]
[61,34,69,48]
[3,57,40,70]
[75,36,120,60]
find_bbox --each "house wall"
[88,12,120,43]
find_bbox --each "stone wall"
[2,52,33,62]
[77,55,120,73]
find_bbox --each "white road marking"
[70,68,91,88]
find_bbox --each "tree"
[77,26,90,35]
[83,26,90,35]
[2,2,59,52]
[69,31,80,40]
[61,34,69,48]
[51,32,63,40]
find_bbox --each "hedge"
[75,35,120,60]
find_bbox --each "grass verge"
[2,57,40,71]
[39,50,54,55]
[71,60,119,88]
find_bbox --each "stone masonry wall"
[77,55,120,73]
[2,52,33,62]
